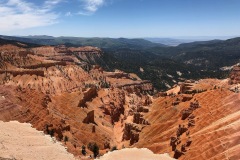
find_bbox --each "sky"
[0,0,240,38]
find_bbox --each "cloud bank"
[0,0,106,31]
[0,0,61,31]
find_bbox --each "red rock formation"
[229,66,240,84]
[1,42,239,160]
[179,81,194,93]
[0,70,44,77]
[122,123,142,145]
[78,87,98,108]
[22,62,67,69]
[0,42,155,157]
[83,110,95,124]
[136,84,240,160]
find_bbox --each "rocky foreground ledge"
[98,148,175,160]
[0,121,75,160]
[0,121,175,160]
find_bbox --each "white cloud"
[0,0,61,31]
[6,0,33,12]
[0,0,108,31]
[65,11,72,17]
[44,0,63,10]
[79,0,105,15]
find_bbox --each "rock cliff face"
[122,123,143,145]
[0,70,44,77]
[229,66,240,84]
[0,42,154,157]
[78,87,98,108]
[135,79,240,160]
[0,41,239,160]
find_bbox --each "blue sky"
[0,0,240,38]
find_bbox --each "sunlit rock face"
[0,42,154,157]
[135,79,240,160]
[229,66,240,84]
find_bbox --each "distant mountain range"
[144,38,194,46]
[144,36,235,46]
[0,35,166,49]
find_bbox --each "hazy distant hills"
[1,35,239,90]
[145,37,235,46]
[89,36,240,89]
[167,37,240,70]
[0,35,166,49]
[144,38,194,46]
[0,37,41,48]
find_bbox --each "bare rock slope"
[0,43,153,156]
[135,79,240,160]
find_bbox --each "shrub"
[88,142,99,158]
[45,124,49,134]
[82,145,86,156]
[49,129,54,137]
[111,146,118,151]
[64,136,68,144]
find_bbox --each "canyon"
[0,40,239,160]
